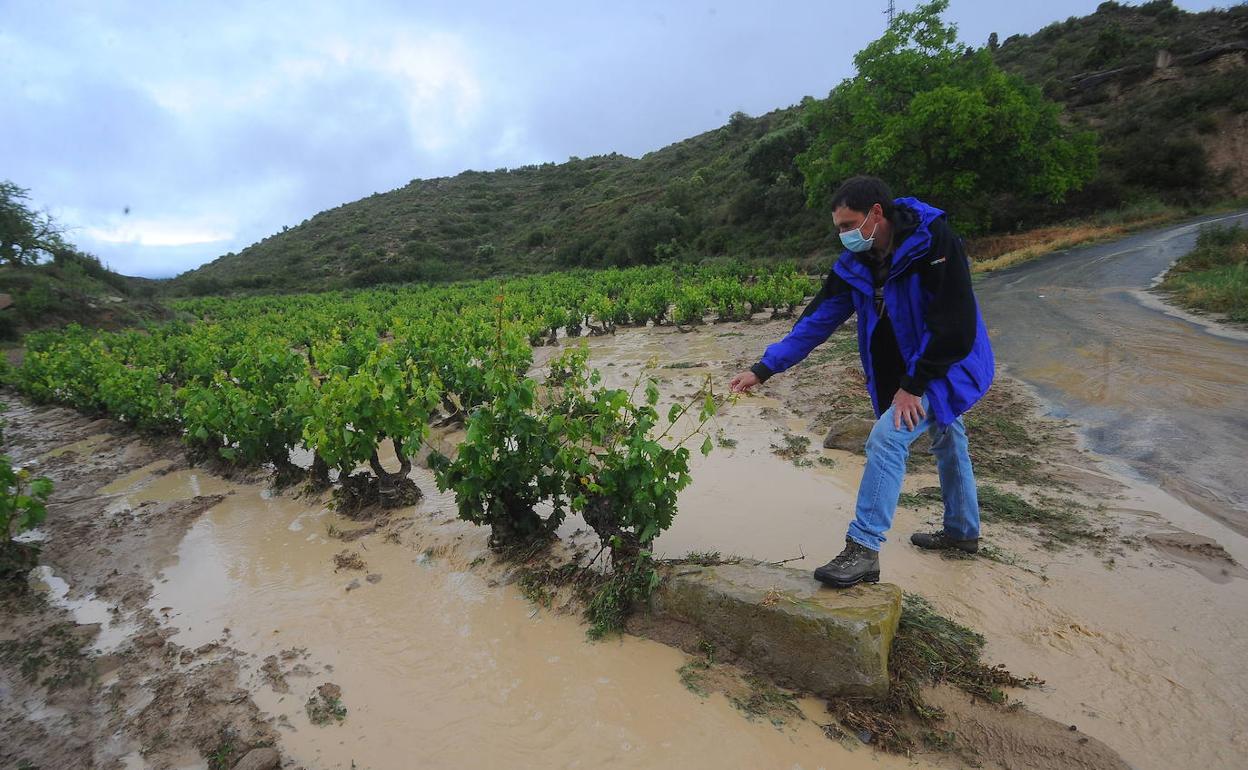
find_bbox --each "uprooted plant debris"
[332,549,366,572]
[824,593,1043,755]
[305,682,347,726]
[770,433,813,466]
[901,483,1109,549]
[517,552,661,641]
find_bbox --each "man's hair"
[829,176,895,218]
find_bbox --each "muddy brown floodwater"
[5,303,1248,769]
[131,467,924,770]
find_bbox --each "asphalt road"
[975,210,1248,536]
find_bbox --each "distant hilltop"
[169,0,1248,296]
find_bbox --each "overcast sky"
[1,0,1228,278]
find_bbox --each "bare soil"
[0,398,277,770]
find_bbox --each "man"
[729,176,993,588]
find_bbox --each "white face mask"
[840,208,879,253]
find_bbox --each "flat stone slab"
[653,561,901,698]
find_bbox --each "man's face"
[832,203,879,235]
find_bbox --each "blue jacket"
[752,197,993,426]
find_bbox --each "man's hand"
[729,370,761,394]
[892,388,926,430]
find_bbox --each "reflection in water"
[27,566,139,654]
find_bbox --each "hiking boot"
[813,539,880,588]
[910,530,979,554]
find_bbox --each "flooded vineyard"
[4,319,1247,770]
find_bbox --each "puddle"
[14,528,48,543]
[148,471,924,770]
[39,433,111,459]
[98,459,177,496]
[104,466,235,505]
[28,565,138,654]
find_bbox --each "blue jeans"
[846,396,981,552]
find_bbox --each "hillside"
[993,0,1248,207]
[0,252,170,343]
[171,108,831,295]
[170,0,1248,296]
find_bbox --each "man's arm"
[898,218,978,396]
[750,273,855,383]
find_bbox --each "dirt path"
[975,210,1248,536]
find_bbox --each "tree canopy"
[796,0,1098,233]
[1,181,66,267]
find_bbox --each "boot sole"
[813,570,880,589]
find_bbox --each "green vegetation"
[906,484,1104,548]
[1157,224,1248,323]
[0,181,168,340]
[799,0,1097,234]
[13,263,802,522]
[11,263,817,635]
[431,339,718,637]
[0,403,53,580]
[164,2,1246,296]
[771,432,813,466]
[1,181,64,268]
[430,342,717,557]
[993,1,1248,212]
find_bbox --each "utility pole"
[884,0,896,26]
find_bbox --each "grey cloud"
[1,0,1227,278]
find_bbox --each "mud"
[924,684,1130,770]
[578,321,1248,770]
[2,305,1246,769]
[0,399,275,770]
[1145,530,1248,584]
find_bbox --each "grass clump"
[680,550,725,566]
[1157,224,1248,324]
[516,556,661,640]
[827,593,1042,754]
[771,433,812,466]
[909,484,1103,549]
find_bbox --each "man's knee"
[929,420,968,454]
[865,415,905,455]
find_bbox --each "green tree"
[0,181,66,267]
[620,205,687,265]
[796,0,1097,233]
